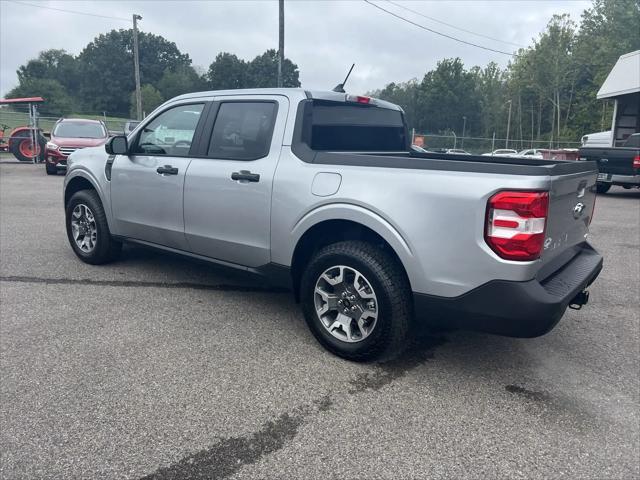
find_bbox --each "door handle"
[157,165,179,175]
[231,170,260,182]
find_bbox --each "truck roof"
[170,88,402,111]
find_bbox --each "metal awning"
[0,96,45,104]
[597,50,640,99]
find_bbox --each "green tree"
[207,53,247,90]
[246,49,301,88]
[6,78,75,114]
[206,50,301,90]
[471,62,507,137]
[570,0,640,135]
[416,58,480,134]
[77,29,192,114]
[130,84,164,118]
[17,49,80,93]
[157,66,206,99]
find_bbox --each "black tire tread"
[596,183,611,194]
[301,240,412,362]
[66,189,121,264]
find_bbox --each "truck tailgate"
[579,147,640,175]
[541,170,597,270]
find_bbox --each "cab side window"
[208,102,277,160]
[132,103,204,156]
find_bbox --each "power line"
[5,0,131,22]
[386,0,526,48]
[363,0,518,57]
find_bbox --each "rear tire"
[65,189,121,264]
[596,183,611,194]
[10,134,46,162]
[300,241,412,362]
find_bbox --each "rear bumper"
[611,174,640,187]
[414,243,603,337]
[598,173,640,187]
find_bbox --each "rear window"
[208,102,277,160]
[306,101,406,151]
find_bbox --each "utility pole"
[277,0,284,88]
[505,99,512,149]
[133,14,143,120]
[461,116,466,149]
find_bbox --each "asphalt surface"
[1,160,639,479]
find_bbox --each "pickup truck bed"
[314,149,596,175]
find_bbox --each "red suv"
[45,118,109,175]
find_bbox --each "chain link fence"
[412,132,582,155]
[0,108,130,135]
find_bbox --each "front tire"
[300,241,412,361]
[45,163,57,175]
[65,189,121,264]
[596,182,611,194]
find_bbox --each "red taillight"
[485,190,549,261]
[633,155,640,170]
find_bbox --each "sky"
[0,0,591,100]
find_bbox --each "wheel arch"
[64,172,113,230]
[288,206,417,301]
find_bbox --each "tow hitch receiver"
[569,290,590,310]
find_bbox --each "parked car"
[579,132,640,193]
[425,147,449,153]
[482,149,518,156]
[539,149,580,161]
[410,144,430,153]
[445,148,471,155]
[581,131,612,147]
[45,118,109,175]
[123,120,140,136]
[513,149,544,159]
[63,88,602,361]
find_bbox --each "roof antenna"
[332,63,355,93]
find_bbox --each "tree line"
[7,30,300,118]
[371,0,639,144]
[6,0,639,142]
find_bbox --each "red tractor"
[0,97,47,162]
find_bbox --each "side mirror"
[105,135,128,155]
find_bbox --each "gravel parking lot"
[1,160,639,479]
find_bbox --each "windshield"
[54,122,106,139]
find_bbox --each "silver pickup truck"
[63,89,603,361]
